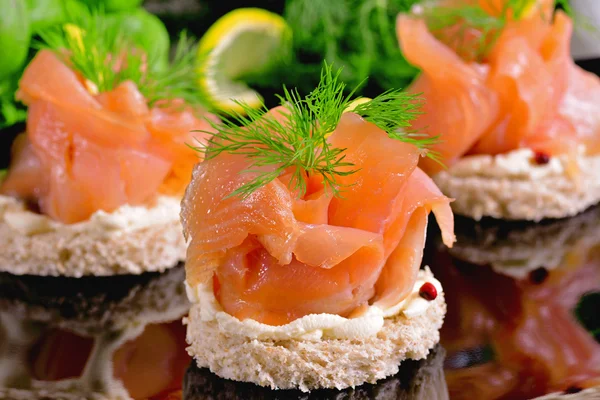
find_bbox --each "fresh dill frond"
[351,90,441,163]
[0,78,27,128]
[285,0,350,62]
[196,63,437,199]
[144,32,210,107]
[37,10,208,108]
[38,12,120,92]
[352,89,423,141]
[267,0,421,98]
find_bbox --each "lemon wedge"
[64,23,85,51]
[318,98,372,139]
[197,8,292,113]
[344,97,372,113]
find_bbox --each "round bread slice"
[184,269,446,392]
[183,345,448,400]
[433,150,600,222]
[0,195,186,277]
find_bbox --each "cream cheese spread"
[0,195,181,236]
[185,267,442,341]
[433,146,600,221]
[445,148,576,180]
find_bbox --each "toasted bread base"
[433,153,600,222]
[0,219,186,277]
[183,345,448,399]
[185,290,446,392]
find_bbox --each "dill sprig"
[37,10,208,108]
[352,90,443,164]
[143,33,209,108]
[195,63,437,199]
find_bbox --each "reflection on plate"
[0,266,190,400]
[183,345,448,400]
[431,207,600,400]
[448,206,600,280]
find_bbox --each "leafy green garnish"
[143,33,209,108]
[194,63,436,199]
[37,10,208,108]
[247,0,421,102]
[0,79,27,129]
[351,90,441,163]
[0,100,27,129]
[0,169,7,183]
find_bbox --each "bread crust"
[183,345,449,400]
[185,288,446,392]
[433,152,600,222]
[0,198,186,277]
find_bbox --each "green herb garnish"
[0,79,27,129]
[37,10,208,108]
[246,0,421,101]
[194,63,437,199]
[351,89,441,163]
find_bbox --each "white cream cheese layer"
[445,148,577,180]
[185,268,442,341]
[0,195,181,236]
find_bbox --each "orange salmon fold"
[182,110,455,326]
[0,50,218,224]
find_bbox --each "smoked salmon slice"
[0,50,218,224]
[397,0,600,174]
[182,111,455,326]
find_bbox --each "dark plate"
[0,207,598,400]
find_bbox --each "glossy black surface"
[433,207,600,399]
[1,206,599,399]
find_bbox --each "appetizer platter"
[0,0,598,399]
